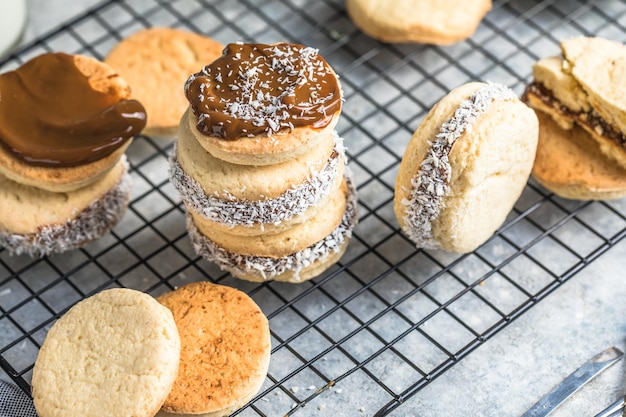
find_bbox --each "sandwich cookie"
[187,173,358,283]
[32,288,181,417]
[183,42,342,166]
[0,157,130,257]
[532,111,626,200]
[105,28,223,137]
[156,281,270,417]
[170,109,345,236]
[524,37,626,169]
[0,52,145,256]
[394,82,538,253]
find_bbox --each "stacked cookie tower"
[0,52,145,257]
[170,42,358,283]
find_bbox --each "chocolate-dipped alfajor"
[0,52,146,256]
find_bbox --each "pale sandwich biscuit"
[187,173,358,283]
[156,281,270,417]
[346,0,492,45]
[105,27,223,137]
[0,157,131,257]
[525,37,626,169]
[32,288,181,417]
[191,179,348,257]
[532,111,626,200]
[171,109,345,236]
[394,82,538,253]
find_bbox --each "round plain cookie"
[156,281,270,417]
[0,157,131,257]
[532,111,626,200]
[394,82,538,253]
[31,288,181,417]
[346,0,492,45]
[187,173,358,283]
[105,27,223,137]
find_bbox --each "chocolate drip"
[185,43,341,140]
[0,53,146,167]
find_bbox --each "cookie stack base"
[187,174,358,283]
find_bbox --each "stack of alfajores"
[169,42,358,283]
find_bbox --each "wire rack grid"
[2,0,626,416]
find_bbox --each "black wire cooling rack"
[2,0,626,415]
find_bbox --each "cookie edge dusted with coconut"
[187,171,358,283]
[169,115,347,236]
[0,157,131,257]
[394,82,538,253]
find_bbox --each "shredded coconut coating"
[400,83,517,248]
[0,163,131,258]
[187,171,358,282]
[169,132,345,228]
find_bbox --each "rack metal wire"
[2,0,626,415]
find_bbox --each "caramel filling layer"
[0,52,146,167]
[524,82,626,149]
[185,43,341,140]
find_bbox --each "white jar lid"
[0,0,27,59]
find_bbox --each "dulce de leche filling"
[0,52,146,167]
[184,43,341,140]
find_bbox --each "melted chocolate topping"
[0,52,146,167]
[185,43,341,140]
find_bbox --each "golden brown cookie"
[187,173,358,283]
[394,82,538,253]
[532,111,626,200]
[32,288,181,417]
[346,0,492,44]
[105,27,223,137]
[170,108,345,236]
[524,37,626,169]
[183,43,342,165]
[0,157,131,257]
[156,281,270,417]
